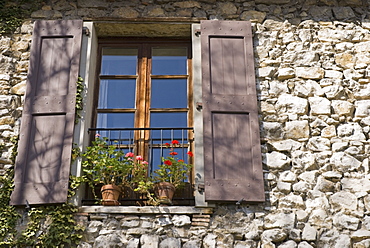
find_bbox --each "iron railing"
[84,127,195,205]
[87,127,194,173]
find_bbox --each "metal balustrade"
[84,127,195,205]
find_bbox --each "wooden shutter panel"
[201,20,264,202]
[10,20,83,205]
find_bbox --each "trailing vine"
[75,76,85,124]
[0,134,85,247]
[0,0,43,35]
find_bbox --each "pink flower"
[125,152,134,157]
[164,160,172,166]
[187,151,194,157]
[171,140,180,145]
[136,155,143,161]
[95,133,101,137]
[141,161,148,165]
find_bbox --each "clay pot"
[101,184,121,206]
[154,182,176,205]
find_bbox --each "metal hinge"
[198,184,205,193]
[196,102,202,111]
[83,27,90,36]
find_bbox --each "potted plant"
[81,134,138,206]
[151,140,193,205]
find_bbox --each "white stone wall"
[2,0,370,247]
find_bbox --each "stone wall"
[2,0,370,247]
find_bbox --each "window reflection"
[152,47,187,75]
[98,79,136,109]
[151,79,187,108]
[101,48,137,75]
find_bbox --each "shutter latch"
[195,29,201,37]
[198,184,205,193]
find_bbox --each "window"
[85,40,194,205]
[10,20,265,207]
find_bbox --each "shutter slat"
[201,20,264,202]
[10,20,83,205]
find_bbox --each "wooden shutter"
[10,20,83,205]
[201,20,264,202]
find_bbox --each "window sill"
[78,206,213,214]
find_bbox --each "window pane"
[151,79,187,108]
[150,112,187,128]
[101,48,137,75]
[152,47,187,75]
[98,79,136,109]
[97,113,135,141]
[150,147,189,174]
[150,112,188,144]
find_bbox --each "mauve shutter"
[201,20,264,202]
[10,20,83,205]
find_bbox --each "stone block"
[141,234,159,248]
[333,213,359,230]
[172,215,191,227]
[307,137,330,152]
[269,139,302,152]
[297,241,314,248]
[308,97,331,115]
[159,237,181,248]
[276,94,308,115]
[331,152,361,172]
[302,224,316,241]
[277,68,295,80]
[264,151,291,170]
[295,67,324,80]
[284,120,310,139]
[264,212,295,229]
[332,100,354,116]
[278,194,305,209]
[262,228,287,242]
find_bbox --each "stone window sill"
[78,206,213,214]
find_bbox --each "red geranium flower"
[125,152,134,157]
[178,159,184,162]
[169,152,178,156]
[187,151,194,157]
[171,140,180,145]
[164,160,172,166]
[164,142,170,147]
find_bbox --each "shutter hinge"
[198,184,205,193]
[196,102,202,111]
[195,29,201,37]
[83,27,90,36]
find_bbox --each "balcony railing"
[88,127,194,173]
[84,127,195,205]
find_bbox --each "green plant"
[75,76,84,124]
[17,204,84,247]
[81,135,136,186]
[152,140,193,189]
[0,0,43,35]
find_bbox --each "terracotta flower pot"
[101,184,121,206]
[154,182,176,205]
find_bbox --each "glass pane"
[152,47,187,75]
[150,112,188,143]
[101,48,137,75]
[150,112,187,128]
[150,147,189,174]
[98,79,136,109]
[97,113,135,140]
[151,79,187,108]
